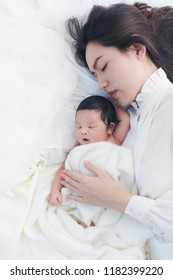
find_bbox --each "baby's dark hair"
[76,95,118,131]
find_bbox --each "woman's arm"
[49,165,64,206]
[61,160,132,213]
[60,96,173,241]
[113,106,130,145]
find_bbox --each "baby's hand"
[48,166,64,206]
[48,184,62,206]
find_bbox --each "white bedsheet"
[0,161,151,260]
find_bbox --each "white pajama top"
[124,68,173,259]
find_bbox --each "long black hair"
[76,95,118,131]
[67,4,161,68]
[67,2,173,82]
[134,2,173,83]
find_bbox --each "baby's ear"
[107,122,115,135]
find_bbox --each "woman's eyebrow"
[93,56,102,70]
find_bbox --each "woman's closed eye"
[91,63,107,77]
[101,63,107,72]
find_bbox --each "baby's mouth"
[83,138,90,143]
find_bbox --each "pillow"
[0,16,77,193]
[0,1,121,193]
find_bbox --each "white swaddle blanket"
[57,141,153,258]
[62,141,136,226]
[0,142,152,260]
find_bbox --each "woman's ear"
[133,43,146,59]
[107,122,115,135]
[129,43,146,59]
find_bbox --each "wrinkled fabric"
[124,68,173,258]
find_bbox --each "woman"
[58,2,173,259]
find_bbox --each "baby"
[49,95,130,208]
[48,96,152,259]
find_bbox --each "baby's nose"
[81,128,88,134]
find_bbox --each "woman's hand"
[61,160,132,213]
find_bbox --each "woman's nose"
[98,75,108,90]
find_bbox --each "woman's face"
[86,42,146,107]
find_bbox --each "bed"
[0,0,172,259]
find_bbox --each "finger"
[62,169,83,183]
[61,180,82,193]
[66,193,84,203]
[57,193,62,204]
[83,160,103,176]
[48,196,59,207]
[61,173,81,189]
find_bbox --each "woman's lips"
[108,90,118,99]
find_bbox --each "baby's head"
[75,95,118,145]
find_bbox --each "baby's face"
[75,110,110,145]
